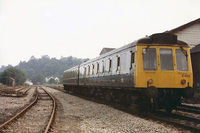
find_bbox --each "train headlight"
[148,79,153,84]
[181,79,186,85]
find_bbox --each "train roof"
[64,33,189,71]
[64,65,79,72]
[81,33,188,64]
[136,33,189,47]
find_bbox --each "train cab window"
[160,49,173,71]
[143,48,157,70]
[176,49,188,71]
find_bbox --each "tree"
[0,67,26,86]
[30,73,45,85]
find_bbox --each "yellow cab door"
[134,45,192,88]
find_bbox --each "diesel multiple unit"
[63,33,194,112]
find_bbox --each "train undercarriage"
[64,85,194,113]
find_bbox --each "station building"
[166,18,200,87]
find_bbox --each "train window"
[121,53,127,71]
[160,49,173,70]
[97,63,99,74]
[109,59,112,72]
[117,57,120,70]
[131,53,135,64]
[88,65,90,75]
[92,64,94,75]
[130,52,134,70]
[143,48,157,70]
[176,49,188,71]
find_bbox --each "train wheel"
[163,97,174,113]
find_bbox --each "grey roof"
[99,47,115,55]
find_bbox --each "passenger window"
[117,57,120,70]
[88,65,90,75]
[160,49,173,70]
[109,59,112,72]
[130,52,135,70]
[176,49,188,71]
[131,53,135,64]
[96,63,99,74]
[92,64,94,75]
[143,48,157,70]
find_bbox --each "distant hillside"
[0,55,88,80]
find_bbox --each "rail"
[42,87,56,133]
[0,87,38,130]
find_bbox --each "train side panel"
[78,46,136,88]
[63,66,79,87]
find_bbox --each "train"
[63,33,194,112]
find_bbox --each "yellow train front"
[63,33,194,112]
[135,33,194,112]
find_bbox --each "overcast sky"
[0,0,200,66]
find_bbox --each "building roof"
[191,44,200,54]
[166,18,200,34]
[99,47,115,55]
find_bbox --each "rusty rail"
[0,88,38,130]
[42,87,56,133]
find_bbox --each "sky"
[0,0,200,67]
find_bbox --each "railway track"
[49,85,200,132]
[177,104,200,114]
[0,87,56,133]
[0,87,31,97]
[145,109,200,133]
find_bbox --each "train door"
[157,48,176,88]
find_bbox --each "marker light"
[148,79,153,84]
[181,79,186,85]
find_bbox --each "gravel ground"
[0,87,36,125]
[45,87,191,133]
[1,88,53,133]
